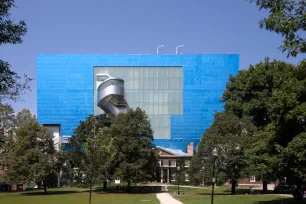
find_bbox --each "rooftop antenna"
[157,45,164,55]
[176,45,184,54]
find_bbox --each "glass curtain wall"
[94,66,183,139]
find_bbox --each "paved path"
[156,193,183,204]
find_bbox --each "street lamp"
[177,166,180,195]
[176,45,184,54]
[211,147,218,204]
[157,45,164,55]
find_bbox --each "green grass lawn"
[168,186,306,204]
[0,188,159,204]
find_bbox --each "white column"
[160,169,163,183]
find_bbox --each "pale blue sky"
[1,0,304,114]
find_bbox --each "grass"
[0,187,159,204]
[168,186,306,204]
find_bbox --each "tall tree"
[110,108,157,193]
[68,114,112,187]
[222,59,306,195]
[0,104,15,175]
[3,109,62,194]
[190,113,257,194]
[250,0,306,57]
[0,0,31,103]
[83,125,114,204]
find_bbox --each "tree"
[83,125,114,204]
[0,104,15,149]
[0,0,31,103]
[68,114,112,188]
[250,0,306,57]
[0,104,15,176]
[190,112,257,194]
[3,109,62,194]
[222,59,306,195]
[110,108,157,193]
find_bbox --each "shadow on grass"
[21,190,80,196]
[95,186,164,194]
[253,198,306,204]
[196,192,232,195]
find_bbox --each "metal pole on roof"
[176,45,184,55]
[157,45,164,55]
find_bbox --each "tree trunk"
[103,181,107,191]
[127,181,131,193]
[43,180,47,194]
[262,179,268,194]
[231,179,236,195]
[89,185,92,204]
[294,178,303,200]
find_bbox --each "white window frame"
[250,176,256,182]
[158,160,162,167]
[185,173,190,182]
[184,160,190,167]
[169,160,176,167]
[171,174,176,182]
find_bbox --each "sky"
[1,0,305,114]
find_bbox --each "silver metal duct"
[97,74,129,117]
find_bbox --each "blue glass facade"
[37,54,239,150]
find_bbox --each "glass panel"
[149,92,154,102]
[159,93,163,103]
[153,80,158,90]
[177,77,182,89]
[138,78,143,89]
[163,93,168,103]
[134,68,139,77]
[154,104,159,115]
[144,92,149,103]
[168,68,175,77]
[149,104,154,115]
[133,92,138,102]
[138,92,143,103]
[151,68,157,77]
[159,106,163,114]
[139,68,143,77]
[143,68,148,77]
[133,79,138,90]
[154,93,159,103]
[163,104,168,114]
[148,79,154,89]
[143,79,148,90]
[128,69,133,78]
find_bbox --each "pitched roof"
[156,146,192,157]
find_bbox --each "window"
[158,160,163,167]
[169,160,176,167]
[171,174,176,182]
[250,176,256,182]
[185,173,190,181]
[184,160,190,167]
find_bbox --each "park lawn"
[168,186,306,204]
[0,188,159,204]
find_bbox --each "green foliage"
[250,0,306,57]
[0,104,15,148]
[110,108,157,192]
[83,125,114,204]
[223,59,306,186]
[67,114,112,186]
[0,0,31,102]
[3,109,63,194]
[0,104,15,178]
[190,112,257,194]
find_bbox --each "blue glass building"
[37,54,239,151]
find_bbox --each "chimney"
[187,142,194,155]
